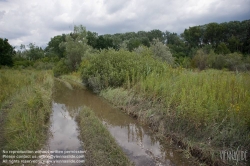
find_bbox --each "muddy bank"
[54,79,196,165]
[76,106,132,166]
[100,88,249,166]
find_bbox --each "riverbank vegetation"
[76,106,133,166]
[81,48,250,165]
[1,19,250,165]
[0,70,53,151]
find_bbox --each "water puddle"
[49,103,82,152]
[45,80,194,165]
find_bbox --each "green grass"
[0,69,53,151]
[76,106,133,166]
[75,47,250,164]
[59,71,83,85]
[136,69,250,146]
[100,69,250,165]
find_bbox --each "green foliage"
[215,42,230,54]
[150,39,174,64]
[87,31,98,48]
[13,59,34,69]
[175,57,192,68]
[33,61,54,70]
[0,70,53,151]
[137,69,250,148]
[60,25,90,71]
[53,58,70,77]
[147,29,164,42]
[192,49,210,70]
[182,20,250,54]
[45,34,66,58]
[80,49,166,93]
[191,48,249,71]
[26,43,44,60]
[207,52,226,69]
[76,106,132,166]
[0,38,15,66]
[127,38,141,51]
[100,69,250,151]
[14,43,45,62]
[95,36,114,50]
[225,52,244,71]
[183,26,203,48]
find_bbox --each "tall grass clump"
[100,69,250,164]
[137,69,250,148]
[80,48,168,93]
[76,106,133,166]
[81,48,250,164]
[0,69,53,151]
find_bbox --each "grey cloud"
[0,29,30,40]
[104,0,130,14]
[0,0,249,47]
[0,10,5,19]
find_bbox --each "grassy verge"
[55,72,86,90]
[76,106,133,166]
[0,69,53,152]
[100,69,250,165]
[59,71,83,85]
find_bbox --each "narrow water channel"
[46,80,194,166]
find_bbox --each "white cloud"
[0,0,249,47]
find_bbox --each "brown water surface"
[46,80,194,165]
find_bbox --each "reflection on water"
[49,103,82,151]
[49,80,193,166]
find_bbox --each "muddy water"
[48,80,194,166]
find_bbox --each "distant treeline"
[42,19,250,58]
[1,19,249,71]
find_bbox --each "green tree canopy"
[0,38,15,66]
[60,25,90,71]
[46,34,66,58]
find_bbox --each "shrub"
[13,60,33,68]
[225,52,244,71]
[150,39,174,64]
[80,49,167,92]
[192,49,209,70]
[33,61,54,70]
[53,58,70,77]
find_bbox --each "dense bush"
[80,49,167,93]
[150,39,174,64]
[0,70,53,151]
[33,61,54,70]
[13,60,34,69]
[136,69,250,148]
[191,48,250,71]
[52,58,70,77]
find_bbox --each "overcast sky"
[0,0,250,48]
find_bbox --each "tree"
[215,42,230,54]
[127,38,141,51]
[192,49,209,70]
[95,36,114,50]
[225,53,243,71]
[183,26,203,48]
[140,37,150,47]
[150,39,174,64]
[148,29,164,42]
[87,31,98,48]
[0,38,15,66]
[26,43,44,61]
[60,25,90,71]
[165,31,180,45]
[203,23,220,46]
[46,34,66,58]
